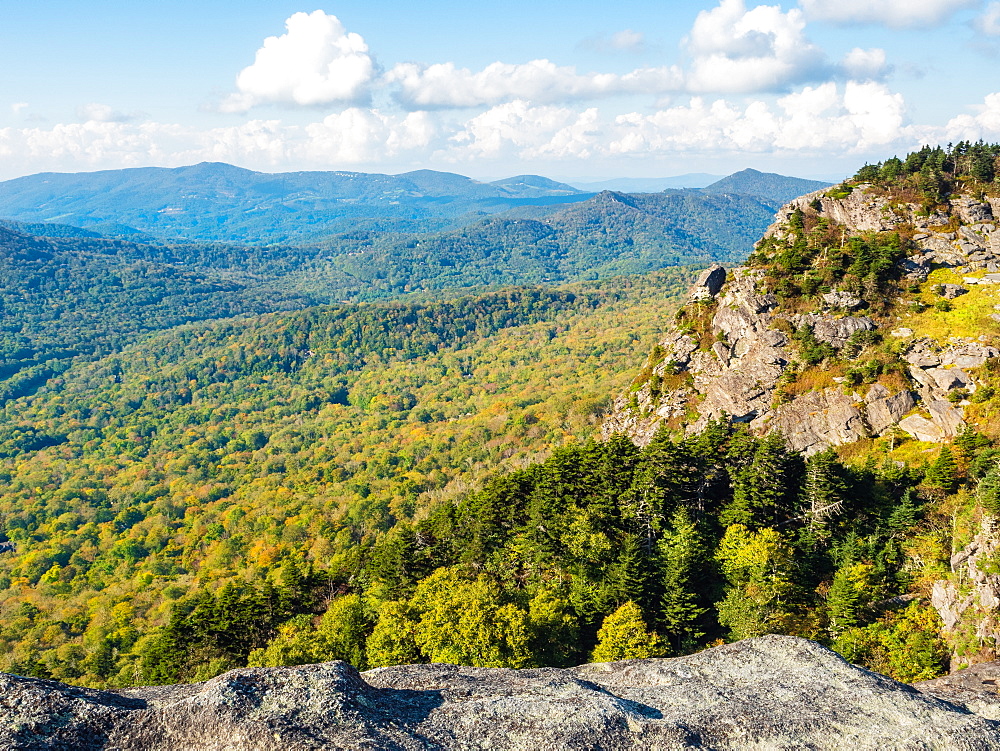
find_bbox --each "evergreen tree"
[802,449,846,531]
[826,563,868,638]
[925,447,958,494]
[658,507,709,653]
[723,432,797,529]
[977,460,1000,517]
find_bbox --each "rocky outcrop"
[601,267,947,454]
[689,263,726,301]
[780,188,1000,275]
[865,383,916,435]
[605,181,1000,452]
[916,661,1000,721]
[798,314,876,350]
[932,518,1000,668]
[767,388,868,455]
[3,635,1000,750]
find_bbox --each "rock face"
[601,264,922,454]
[689,263,727,301]
[604,183,1000,453]
[932,518,1000,668]
[3,635,1000,750]
[916,662,1000,721]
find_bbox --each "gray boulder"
[822,290,864,310]
[3,635,1000,750]
[769,389,869,455]
[802,314,877,350]
[864,385,916,435]
[899,413,948,442]
[689,263,727,300]
[938,284,969,299]
[954,197,995,224]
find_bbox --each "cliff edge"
[2,635,1000,750]
[604,184,1000,455]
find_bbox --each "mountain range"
[0,163,827,245]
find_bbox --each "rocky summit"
[3,635,1000,750]
[603,183,1000,455]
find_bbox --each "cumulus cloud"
[799,0,979,28]
[941,92,1000,141]
[302,109,435,163]
[386,59,683,109]
[840,48,890,80]
[608,81,907,156]
[976,2,1000,33]
[11,102,28,115]
[0,111,435,177]
[684,0,827,93]
[449,102,601,159]
[220,11,376,112]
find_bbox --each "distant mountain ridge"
[701,168,830,205]
[0,163,589,244]
[0,163,823,245]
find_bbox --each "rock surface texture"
[3,635,1000,750]
[604,185,1000,453]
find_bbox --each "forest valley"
[1,143,1000,689]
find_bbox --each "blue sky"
[2,0,1000,181]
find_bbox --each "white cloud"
[976,2,1000,33]
[11,82,995,179]
[387,59,683,109]
[799,0,979,28]
[582,29,648,54]
[608,81,907,156]
[76,103,137,123]
[685,0,826,93]
[840,48,889,79]
[302,109,435,163]
[220,11,375,112]
[941,92,1000,141]
[449,101,601,159]
[11,102,28,115]
[608,30,647,53]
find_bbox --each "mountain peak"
[702,170,831,206]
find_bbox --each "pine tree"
[723,432,796,528]
[886,488,920,535]
[826,564,865,638]
[977,460,1000,517]
[802,449,846,531]
[658,507,708,654]
[925,446,958,494]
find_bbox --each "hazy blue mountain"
[0,218,105,239]
[701,168,830,206]
[325,189,776,298]
[570,174,724,192]
[489,175,582,196]
[0,163,593,244]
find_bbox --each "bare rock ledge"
[3,635,1000,750]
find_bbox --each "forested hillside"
[5,145,995,693]
[0,271,696,685]
[701,168,831,205]
[0,186,776,400]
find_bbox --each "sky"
[2,0,1000,183]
